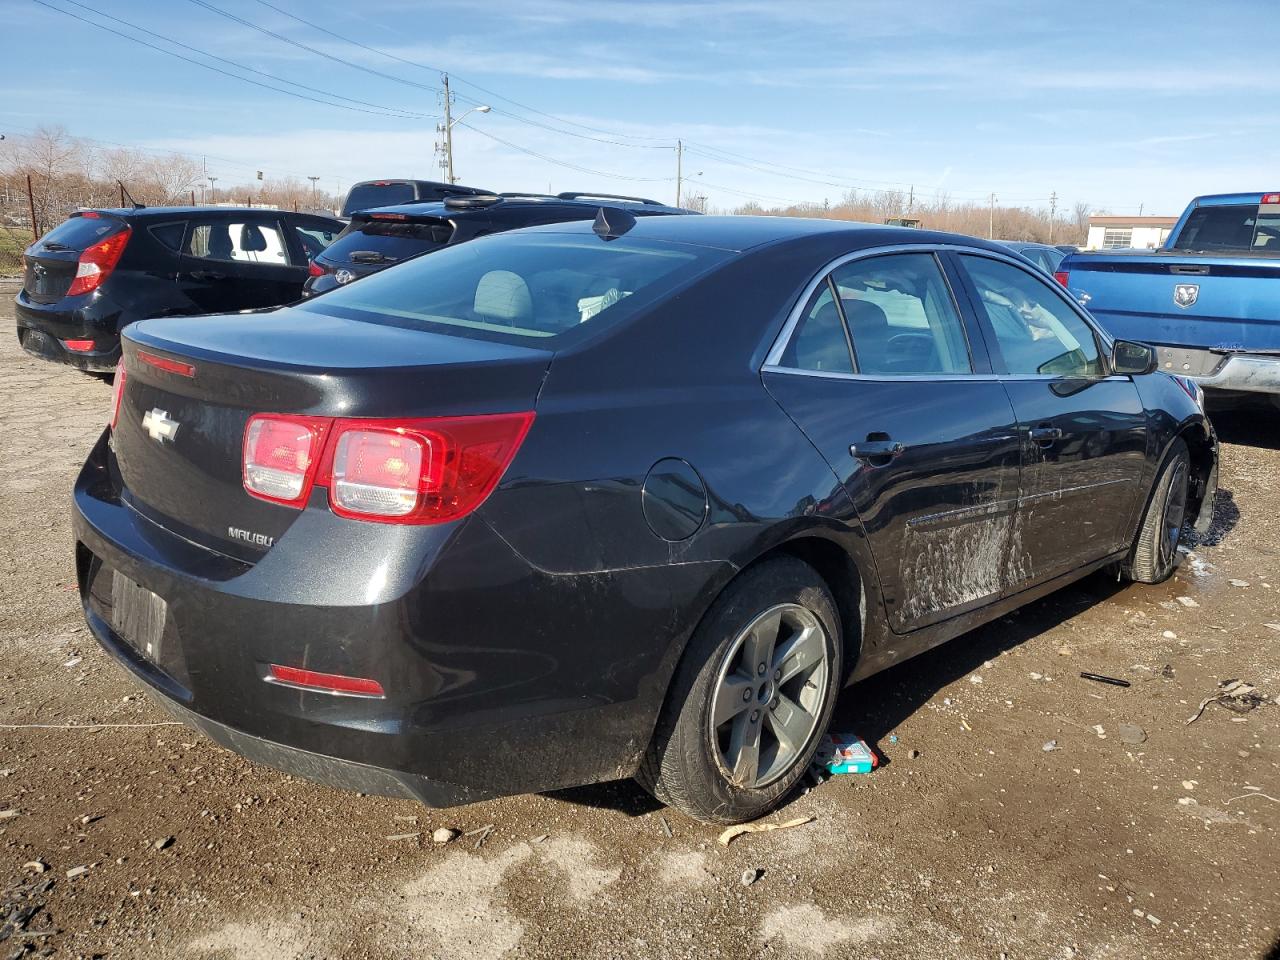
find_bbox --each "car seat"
[473,270,533,327]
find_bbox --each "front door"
[764,250,1024,633]
[954,253,1148,584]
[177,215,306,314]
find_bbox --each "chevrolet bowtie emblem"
[142,408,179,443]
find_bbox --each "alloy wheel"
[1159,459,1189,571]
[708,603,830,789]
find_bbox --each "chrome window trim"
[763,242,1117,381]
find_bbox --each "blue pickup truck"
[1059,192,1280,405]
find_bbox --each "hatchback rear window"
[322,218,453,266]
[298,231,730,342]
[342,183,418,216]
[1171,204,1280,254]
[38,213,123,251]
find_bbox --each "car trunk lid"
[114,310,551,562]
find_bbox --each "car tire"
[638,556,842,824]
[1125,438,1190,585]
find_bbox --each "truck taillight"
[1262,193,1280,204]
[243,414,332,507]
[109,365,127,429]
[323,413,534,524]
[66,227,131,297]
[1053,270,1069,287]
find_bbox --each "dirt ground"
[0,282,1276,960]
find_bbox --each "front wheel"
[1124,438,1189,584]
[638,557,842,824]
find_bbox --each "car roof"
[354,194,691,220]
[518,214,1016,255]
[1192,192,1275,206]
[84,206,341,222]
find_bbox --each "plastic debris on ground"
[816,732,879,775]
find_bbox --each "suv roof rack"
[556,192,663,206]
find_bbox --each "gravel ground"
[0,283,1276,959]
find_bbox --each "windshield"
[342,183,418,216]
[1171,203,1280,254]
[297,230,731,342]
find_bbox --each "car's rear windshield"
[322,217,453,266]
[297,230,731,343]
[1171,203,1280,254]
[342,183,418,216]
[37,213,124,251]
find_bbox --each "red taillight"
[137,349,195,378]
[242,414,332,507]
[66,226,130,297]
[109,365,127,430]
[266,664,384,698]
[242,411,534,523]
[308,259,326,278]
[63,339,94,352]
[1262,193,1280,204]
[1053,270,1069,287]
[368,212,408,221]
[323,413,534,524]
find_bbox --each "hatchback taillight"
[1053,270,1069,287]
[109,365,127,430]
[308,259,326,278]
[67,227,131,297]
[242,415,332,507]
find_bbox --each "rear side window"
[148,222,185,252]
[342,182,417,216]
[294,224,339,262]
[299,231,730,342]
[322,218,453,266]
[779,282,853,373]
[960,255,1103,377]
[831,253,971,375]
[37,214,121,250]
[1171,204,1280,253]
[186,220,289,265]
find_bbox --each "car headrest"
[240,224,268,252]
[207,224,233,259]
[474,270,533,324]
[842,297,890,335]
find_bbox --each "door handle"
[850,436,906,464]
[1030,424,1063,446]
[189,270,227,281]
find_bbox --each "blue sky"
[1,0,1276,214]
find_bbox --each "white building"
[1085,215,1178,251]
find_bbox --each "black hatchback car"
[16,206,342,372]
[73,214,1217,824]
[305,192,692,296]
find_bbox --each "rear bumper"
[15,290,124,372]
[72,430,707,806]
[1155,345,1280,395]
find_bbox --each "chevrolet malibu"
[73,213,1217,824]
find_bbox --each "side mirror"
[1112,339,1157,376]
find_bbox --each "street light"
[440,76,490,184]
[307,175,320,210]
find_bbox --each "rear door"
[763,249,1024,633]
[177,213,305,313]
[953,252,1148,584]
[22,213,128,303]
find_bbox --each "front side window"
[960,255,1103,377]
[298,231,730,342]
[293,224,339,262]
[829,253,972,375]
[186,220,289,265]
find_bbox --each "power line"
[53,0,432,119]
[29,0,426,119]
[456,122,672,183]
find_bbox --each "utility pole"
[207,176,218,205]
[988,192,997,239]
[906,184,914,216]
[442,73,455,184]
[1048,191,1058,243]
[307,175,320,209]
[1138,202,1144,216]
[675,139,683,208]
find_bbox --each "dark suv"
[340,179,491,217]
[305,192,694,297]
[16,206,342,372]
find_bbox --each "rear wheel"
[1125,438,1189,584]
[639,557,842,824]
